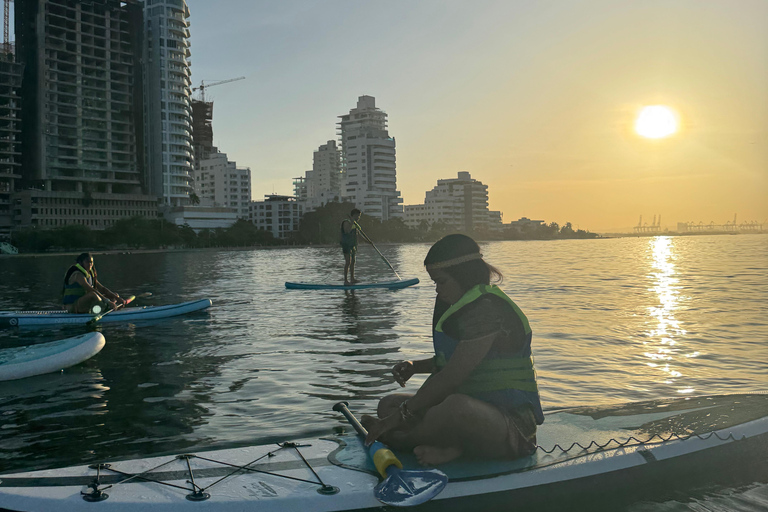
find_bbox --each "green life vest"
[433,284,539,395]
[62,264,93,305]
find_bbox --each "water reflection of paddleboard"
[1,394,765,511]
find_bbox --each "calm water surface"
[1,234,766,511]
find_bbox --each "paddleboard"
[285,278,419,290]
[0,299,213,327]
[0,332,105,382]
[0,393,765,511]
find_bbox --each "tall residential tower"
[142,0,194,206]
[338,96,402,220]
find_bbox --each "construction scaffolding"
[191,99,214,164]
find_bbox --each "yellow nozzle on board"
[372,447,403,479]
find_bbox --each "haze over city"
[185,0,768,233]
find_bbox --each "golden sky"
[187,0,767,232]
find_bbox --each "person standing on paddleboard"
[362,234,544,466]
[62,253,126,314]
[341,208,369,286]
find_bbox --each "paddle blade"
[374,466,448,507]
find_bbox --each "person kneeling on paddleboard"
[362,234,544,466]
[62,253,126,314]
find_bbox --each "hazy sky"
[185,0,767,232]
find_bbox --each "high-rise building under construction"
[14,0,157,229]
[0,47,23,238]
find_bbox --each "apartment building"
[249,194,302,240]
[15,0,157,229]
[404,172,495,231]
[338,96,402,221]
[142,0,194,206]
[296,139,341,212]
[194,151,251,218]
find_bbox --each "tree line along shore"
[7,202,600,254]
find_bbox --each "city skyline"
[184,0,767,232]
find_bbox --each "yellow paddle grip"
[373,447,403,479]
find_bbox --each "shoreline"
[2,231,764,258]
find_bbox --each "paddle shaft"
[333,401,369,437]
[351,221,402,280]
[85,292,151,325]
[333,401,404,477]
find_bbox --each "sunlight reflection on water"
[644,237,691,392]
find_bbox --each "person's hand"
[363,413,400,447]
[108,300,119,311]
[116,296,127,306]
[392,361,415,387]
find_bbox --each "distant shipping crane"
[192,76,246,103]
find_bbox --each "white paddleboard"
[0,394,765,511]
[0,332,105,382]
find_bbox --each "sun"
[635,105,678,139]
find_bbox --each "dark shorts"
[341,243,357,256]
[504,405,538,458]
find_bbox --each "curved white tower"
[338,96,403,221]
[143,0,194,206]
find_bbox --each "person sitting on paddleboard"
[62,253,126,314]
[362,234,544,465]
[341,208,368,286]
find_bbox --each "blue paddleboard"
[285,278,419,290]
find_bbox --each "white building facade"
[338,96,402,221]
[164,206,238,232]
[142,0,195,206]
[404,172,499,231]
[299,140,341,212]
[194,151,251,218]
[249,195,303,239]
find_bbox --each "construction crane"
[192,76,245,103]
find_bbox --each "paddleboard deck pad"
[0,332,105,382]
[285,278,419,290]
[0,299,212,327]
[0,394,766,511]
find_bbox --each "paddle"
[351,220,402,280]
[85,292,152,326]
[332,401,448,507]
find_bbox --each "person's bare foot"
[350,278,359,283]
[414,445,463,465]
